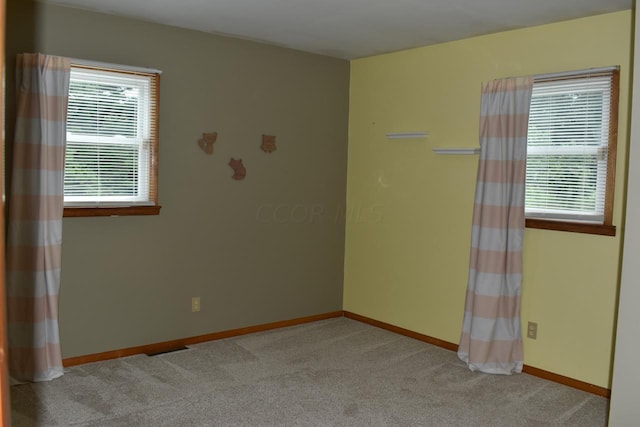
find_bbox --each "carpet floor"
[11,317,608,426]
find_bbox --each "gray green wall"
[6,1,349,358]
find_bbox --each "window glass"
[64,66,159,215]
[525,70,618,230]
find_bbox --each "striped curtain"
[7,54,70,383]
[458,77,533,375]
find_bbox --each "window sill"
[64,205,161,217]
[526,218,616,236]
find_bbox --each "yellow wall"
[345,11,631,388]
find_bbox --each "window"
[64,64,160,217]
[525,68,619,236]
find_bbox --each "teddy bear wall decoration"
[261,134,277,153]
[197,132,218,155]
[229,158,246,180]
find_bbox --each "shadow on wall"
[5,0,39,200]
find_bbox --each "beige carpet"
[11,317,608,426]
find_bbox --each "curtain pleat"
[7,53,70,383]
[458,77,533,375]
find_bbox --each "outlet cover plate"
[527,321,538,339]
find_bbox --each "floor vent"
[146,346,189,357]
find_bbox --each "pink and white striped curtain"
[7,53,70,383]
[458,77,533,375]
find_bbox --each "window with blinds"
[525,69,618,226]
[64,65,160,211]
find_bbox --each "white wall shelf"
[432,147,481,155]
[386,131,429,139]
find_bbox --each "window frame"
[525,69,619,236]
[63,63,161,218]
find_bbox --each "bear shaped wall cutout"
[196,132,277,182]
[197,132,218,155]
[229,158,246,180]
[261,134,277,153]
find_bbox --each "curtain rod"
[69,57,163,75]
[534,66,618,81]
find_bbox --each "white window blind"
[525,73,614,224]
[65,66,159,207]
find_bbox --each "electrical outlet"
[191,297,201,312]
[527,321,538,339]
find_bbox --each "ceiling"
[39,0,632,59]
